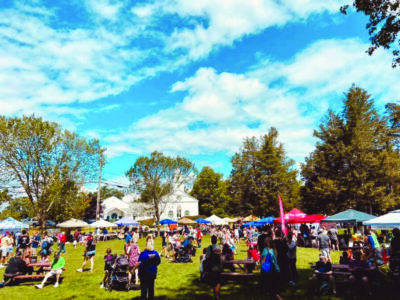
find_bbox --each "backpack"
[204,245,221,272]
[261,252,273,273]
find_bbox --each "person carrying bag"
[259,237,283,300]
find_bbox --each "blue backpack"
[261,252,273,273]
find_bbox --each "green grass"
[0,238,387,299]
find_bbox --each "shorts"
[321,248,330,258]
[49,269,63,276]
[162,241,167,247]
[208,271,221,287]
[86,250,96,257]
[1,247,7,257]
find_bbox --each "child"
[339,251,350,264]
[199,248,207,282]
[381,244,389,264]
[100,248,114,288]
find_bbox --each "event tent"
[0,217,29,233]
[178,217,196,225]
[206,215,227,225]
[159,218,178,225]
[243,215,259,221]
[195,218,211,224]
[89,219,118,228]
[242,221,264,227]
[274,208,308,224]
[57,218,89,228]
[114,217,139,226]
[223,217,235,223]
[258,216,275,224]
[363,210,400,228]
[323,209,375,223]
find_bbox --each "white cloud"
[106,38,400,165]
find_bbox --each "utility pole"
[96,150,105,221]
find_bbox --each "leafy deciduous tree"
[0,115,104,228]
[126,151,196,235]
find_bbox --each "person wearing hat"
[2,251,28,285]
[36,252,65,289]
[309,254,336,295]
[136,236,161,300]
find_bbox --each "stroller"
[105,255,130,292]
[174,241,196,263]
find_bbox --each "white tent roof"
[0,217,29,230]
[57,218,89,228]
[89,219,118,228]
[206,215,227,225]
[363,210,400,228]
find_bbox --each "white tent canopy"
[0,217,29,234]
[57,218,89,228]
[89,219,117,228]
[363,210,400,228]
[206,215,227,225]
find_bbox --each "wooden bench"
[221,272,253,279]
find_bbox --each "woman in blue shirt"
[136,239,161,300]
[259,237,283,300]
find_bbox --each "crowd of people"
[0,224,399,299]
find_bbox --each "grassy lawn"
[0,237,384,299]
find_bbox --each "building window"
[184,210,190,216]
[168,210,173,218]
[111,213,118,220]
[177,205,182,218]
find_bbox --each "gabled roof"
[102,196,129,210]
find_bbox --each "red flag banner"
[278,194,287,235]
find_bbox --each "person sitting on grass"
[2,251,28,286]
[309,254,336,295]
[35,252,65,289]
[349,250,372,296]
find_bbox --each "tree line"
[0,86,400,226]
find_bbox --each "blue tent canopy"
[195,218,211,224]
[242,221,264,227]
[258,217,275,224]
[159,218,178,225]
[114,217,139,226]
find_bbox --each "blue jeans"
[59,243,66,253]
[288,258,298,283]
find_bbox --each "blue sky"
[2,0,400,187]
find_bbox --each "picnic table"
[8,262,50,284]
[219,259,256,282]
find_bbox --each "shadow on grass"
[130,266,397,300]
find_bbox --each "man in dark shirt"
[391,228,400,254]
[257,226,268,255]
[310,254,336,294]
[18,230,30,259]
[3,251,28,285]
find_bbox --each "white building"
[101,184,199,221]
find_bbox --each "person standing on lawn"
[136,238,161,300]
[59,232,66,254]
[207,235,222,300]
[77,234,96,272]
[126,238,140,286]
[35,252,65,289]
[317,229,331,261]
[17,230,30,260]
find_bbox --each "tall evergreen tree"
[301,86,400,214]
[230,128,300,217]
[190,166,229,216]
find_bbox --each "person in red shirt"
[59,232,67,254]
